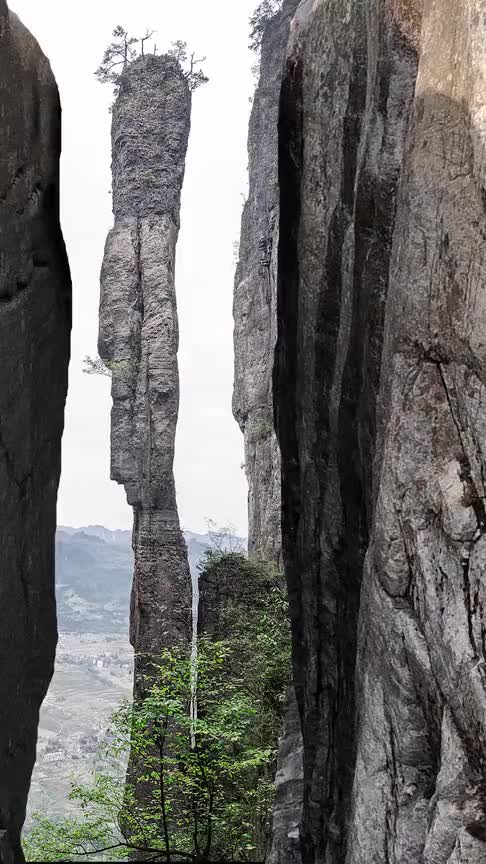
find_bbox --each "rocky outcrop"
[275,0,486,861]
[275,0,421,858]
[98,54,192,691]
[269,687,304,864]
[233,0,299,566]
[233,3,304,861]
[349,3,486,861]
[0,4,71,861]
[198,552,278,638]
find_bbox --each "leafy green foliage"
[24,556,291,862]
[249,0,284,52]
[198,552,292,852]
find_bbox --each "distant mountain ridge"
[55,526,245,634]
[59,525,132,546]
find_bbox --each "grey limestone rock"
[269,685,305,864]
[275,0,422,859]
[0,4,71,860]
[98,54,192,691]
[233,3,304,861]
[349,3,486,861]
[233,0,300,567]
[276,0,486,860]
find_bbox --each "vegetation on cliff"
[24,554,291,863]
[95,25,209,94]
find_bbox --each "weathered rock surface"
[98,55,192,688]
[349,3,486,861]
[198,551,277,638]
[269,685,304,864]
[233,0,299,567]
[232,4,304,862]
[275,0,421,858]
[0,4,71,860]
[275,0,486,861]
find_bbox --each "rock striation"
[275,0,422,858]
[233,0,299,567]
[269,685,304,864]
[275,0,486,861]
[232,3,304,861]
[0,4,71,861]
[349,3,486,861]
[98,54,192,692]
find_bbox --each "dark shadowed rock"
[349,3,486,861]
[98,54,192,694]
[0,5,71,861]
[275,0,421,859]
[233,0,299,567]
[232,3,304,861]
[276,0,486,860]
[269,684,304,864]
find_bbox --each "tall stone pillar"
[98,54,192,696]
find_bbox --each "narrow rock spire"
[98,53,192,694]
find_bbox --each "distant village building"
[43,751,64,763]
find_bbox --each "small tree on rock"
[139,27,156,56]
[82,354,112,377]
[95,25,138,87]
[168,40,209,91]
[95,27,209,96]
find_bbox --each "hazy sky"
[11,0,254,535]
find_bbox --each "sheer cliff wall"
[350,2,486,861]
[232,3,304,861]
[276,0,486,861]
[0,4,71,861]
[98,55,192,693]
[233,0,299,567]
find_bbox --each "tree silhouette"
[95,25,138,86]
[168,40,209,91]
[95,27,209,95]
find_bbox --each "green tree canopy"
[24,555,291,863]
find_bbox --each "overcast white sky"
[11,0,253,535]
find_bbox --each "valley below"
[27,632,133,824]
[26,524,225,826]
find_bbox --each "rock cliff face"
[198,552,277,638]
[233,3,304,861]
[0,4,71,861]
[275,0,421,858]
[349,3,486,861]
[98,55,192,691]
[233,0,299,566]
[275,0,486,861]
